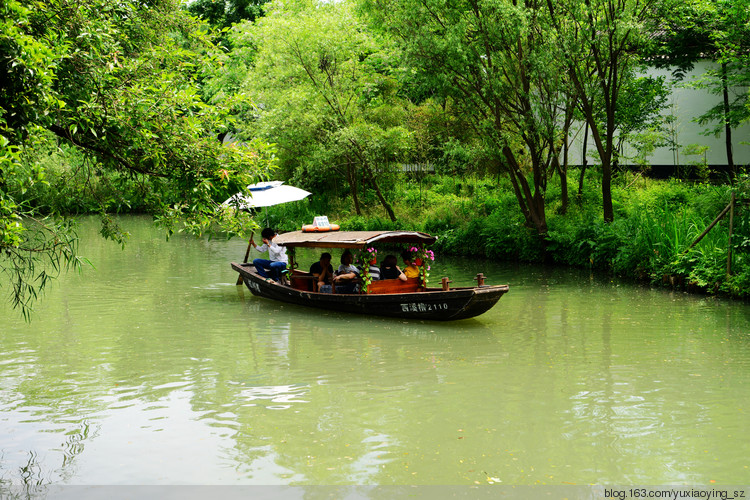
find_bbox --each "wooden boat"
[231,230,509,321]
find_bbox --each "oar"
[236,232,254,285]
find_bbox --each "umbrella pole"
[236,232,254,286]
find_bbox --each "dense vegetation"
[262,172,750,297]
[2,0,750,316]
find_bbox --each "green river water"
[1,216,749,491]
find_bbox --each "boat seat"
[365,277,421,294]
[290,270,316,291]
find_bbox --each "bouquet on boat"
[409,246,435,286]
[358,247,378,292]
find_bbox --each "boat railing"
[364,277,421,295]
[289,269,424,295]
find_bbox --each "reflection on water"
[1,216,750,487]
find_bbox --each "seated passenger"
[333,250,360,293]
[381,254,407,281]
[367,256,380,281]
[310,252,334,293]
[401,250,420,279]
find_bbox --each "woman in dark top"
[310,252,334,292]
[380,254,407,281]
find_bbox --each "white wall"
[569,61,750,168]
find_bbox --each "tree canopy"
[650,0,750,174]
[1,0,275,317]
[226,0,412,220]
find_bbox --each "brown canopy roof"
[274,230,437,249]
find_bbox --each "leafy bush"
[482,211,542,261]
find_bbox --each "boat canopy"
[274,230,437,249]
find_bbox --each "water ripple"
[236,384,310,409]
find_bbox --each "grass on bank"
[265,170,749,298]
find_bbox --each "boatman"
[250,228,289,283]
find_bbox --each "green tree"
[650,0,750,177]
[230,0,409,220]
[614,73,671,168]
[187,0,270,30]
[691,0,750,177]
[0,0,274,316]
[185,0,272,49]
[366,0,574,236]
[546,0,662,222]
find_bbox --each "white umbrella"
[223,181,311,209]
[226,181,312,284]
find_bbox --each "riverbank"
[266,171,750,299]
[12,151,749,299]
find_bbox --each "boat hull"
[232,262,509,321]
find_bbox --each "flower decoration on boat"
[408,246,435,286]
[363,247,378,265]
[358,247,378,292]
[409,246,434,270]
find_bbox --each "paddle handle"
[236,232,254,286]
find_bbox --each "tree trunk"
[502,146,547,236]
[345,160,361,215]
[602,163,614,222]
[345,138,396,221]
[364,162,397,222]
[722,62,735,179]
[555,155,568,215]
[578,122,589,202]
[556,123,571,215]
[579,94,615,222]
